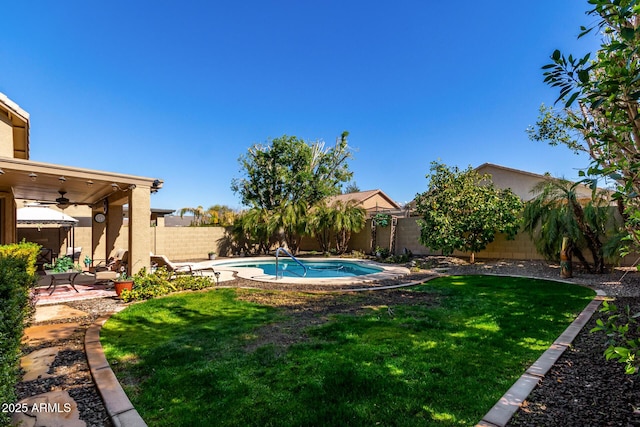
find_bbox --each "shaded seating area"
[42,270,81,295]
[90,249,128,284]
[151,254,216,277]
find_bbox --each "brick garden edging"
[476,291,607,427]
[85,312,148,427]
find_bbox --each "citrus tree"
[414,162,523,263]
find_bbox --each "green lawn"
[100,275,595,426]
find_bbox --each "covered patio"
[0,93,162,274]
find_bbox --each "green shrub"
[590,300,640,375]
[349,250,366,259]
[0,242,39,426]
[120,267,215,302]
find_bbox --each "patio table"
[44,271,81,295]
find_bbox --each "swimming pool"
[207,257,410,284]
[216,259,382,278]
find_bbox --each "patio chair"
[66,246,82,262]
[150,254,215,277]
[93,249,127,272]
[90,249,128,284]
[35,248,53,272]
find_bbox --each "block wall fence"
[18,217,639,266]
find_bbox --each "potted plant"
[45,256,76,273]
[83,255,92,269]
[208,251,216,260]
[114,267,134,298]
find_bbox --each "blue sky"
[1,1,601,210]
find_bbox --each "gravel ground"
[16,256,640,426]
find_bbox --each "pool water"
[215,259,383,278]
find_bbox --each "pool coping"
[85,273,605,427]
[201,257,410,285]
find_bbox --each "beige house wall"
[349,220,373,253]
[362,194,398,211]
[477,163,595,201]
[0,115,14,158]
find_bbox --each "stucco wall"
[0,114,14,158]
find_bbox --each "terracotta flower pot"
[114,280,134,297]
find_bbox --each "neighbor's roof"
[327,189,401,209]
[475,163,555,180]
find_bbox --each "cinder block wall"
[153,226,230,261]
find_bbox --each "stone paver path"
[12,305,88,427]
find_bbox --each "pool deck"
[199,257,410,285]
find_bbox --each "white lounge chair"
[150,254,215,277]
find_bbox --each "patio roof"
[0,156,162,208]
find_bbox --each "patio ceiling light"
[58,176,66,183]
[0,168,4,175]
[29,173,37,181]
[86,180,94,187]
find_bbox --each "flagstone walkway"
[12,282,123,427]
[14,305,97,426]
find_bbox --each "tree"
[308,200,366,254]
[231,132,354,250]
[344,182,360,193]
[523,177,622,273]
[178,206,207,226]
[331,200,366,254]
[268,200,308,254]
[231,132,353,210]
[206,205,238,226]
[234,208,274,254]
[179,205,238,226]
[308,202,333,253]
[528,0,640,251]
[414,162,523,263]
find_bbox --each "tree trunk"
[569,197,604,273]
[560,237,572,278]
[469,252,475,264]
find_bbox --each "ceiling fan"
[32,191,88,209]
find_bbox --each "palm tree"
[178,206,207,226]
[331,200,366,254]
[269,200,308,254]
[308,201,334,253]
[239,207,273,254]
[523,178,620,273]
